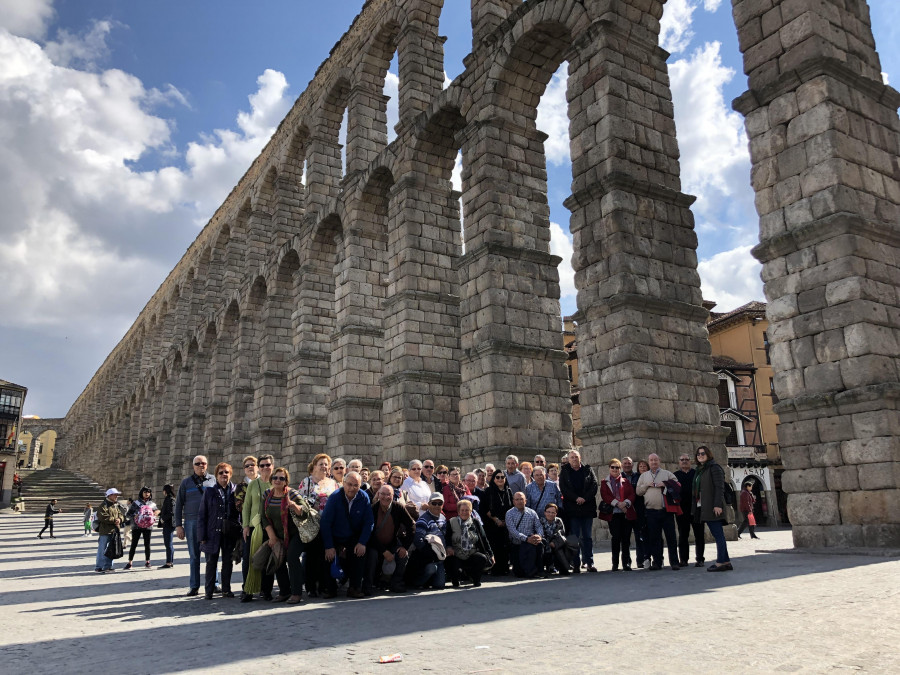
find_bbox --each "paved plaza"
[1,513,898,674]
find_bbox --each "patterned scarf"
[264,488,291,548]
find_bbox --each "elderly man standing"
[175,455,215,596]
[321,471,374,599]
[525,466,562,516]
[636,453,681,571]
[94,488,124,572]
[401,459,433,511]
[505,492,543,578]
[559,449,598,573]
[505,455,526,495]
[365,485,415,594]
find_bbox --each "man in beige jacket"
[636,453,680,571]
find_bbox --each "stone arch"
[306,74,352,215]
[346,15,403,175]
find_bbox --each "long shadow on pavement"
[3,548,891,674]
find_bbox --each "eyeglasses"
[535,461,545,465]
[271,476,288,482]
[609,466,621,471]
[194,462,207,466]
[410,467,421,471]
[696,452,707,457]
[244,464,256,469]
[437,470,448,475]
[258,463,272,468]
[333,466,345,471]
[429,501,442,506]
[217,471,231,476]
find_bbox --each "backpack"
[134,504,156,529]
[723,482,736,507]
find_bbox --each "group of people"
[88,445,740,601]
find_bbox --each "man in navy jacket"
[321,471,374,598]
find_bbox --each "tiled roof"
[708,300,766,331]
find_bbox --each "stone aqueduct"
[56,0,899,548]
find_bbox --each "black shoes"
[240,592,254,603]
[186,588,199,597]
[707,563,733,572]
[222,591,235,598]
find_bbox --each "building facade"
[0,380,27,506]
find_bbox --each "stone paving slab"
[1,513,899,674]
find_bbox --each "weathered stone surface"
[52,0,900,550]
[786,492,840,526]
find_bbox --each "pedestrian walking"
[736,482,760,539]
[37,499,61,539]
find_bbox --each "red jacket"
[599,476,637,521]
[739,489,756,513]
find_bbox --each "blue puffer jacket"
[198,482,238,554]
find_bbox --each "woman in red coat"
[599,458,637,571]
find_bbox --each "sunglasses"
[535,461,545,465]
[194,462,207,466]
[333,466,346,471]
[217,471,231,476]
[437,470,448,475]
[429,501,443,506]
[423,466,434,470]
[271,476,288,482]
[244,464,256,469]
[609,466,621,470]
[697,452,707,457]
[259,462,272,468]
[410,467,422,471]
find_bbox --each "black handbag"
[598,501,614,516]
[105,529,124,559]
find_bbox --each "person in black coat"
[365,485,415,593]
[694,446,732,572]
[158,484,176,568]
[674,453,705,567]
[480,471,513,576]
[559,449,598,572]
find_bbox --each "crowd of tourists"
[88,446,739,602]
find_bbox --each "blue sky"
[0,0,897,417]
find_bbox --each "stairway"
[18,467,109,513]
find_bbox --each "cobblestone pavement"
[2,513,899,674]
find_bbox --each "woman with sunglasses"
[261,467,307,604]
[198,463,240,599]
[330,458,347,483]
[599,458,637,571]
[441,466,469,519]
[481,470,513,576]
[694,446,733,571]
[241,454,274,602]
[298,453,338,598]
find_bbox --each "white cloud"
[660,0,697,55]
[44,19,112,69]
[0,24,294,337]
[698,245,763,311]
[549,221,576,302]
[536,65,569,166]
[702,0,723,11]
[0,0,54,39]
[385,70,399,142]
[183,68,292,218]
[670,41,756,250]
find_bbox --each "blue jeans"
[162,526,175,564]
[95,534,113,570]
[184,519,201,590]
[705,520,730,564]
[568,516,594,567]
[416,561,446,589]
